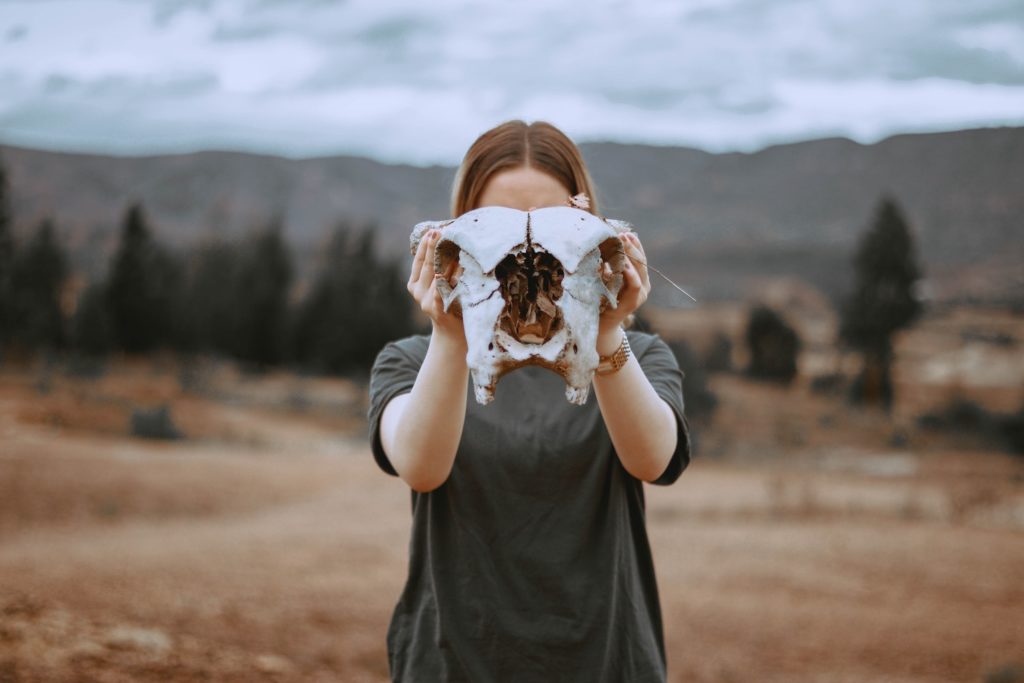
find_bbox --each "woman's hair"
[451,120,598,217]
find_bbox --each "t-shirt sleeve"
[632,332,692,486]
[367,338,425,477]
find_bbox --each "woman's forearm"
[592,328,678,482]
[380,331,469,492]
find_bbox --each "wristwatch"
[595,329,631,376]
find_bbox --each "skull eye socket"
[435,240,460,274]
[434,240,464,286]
[598,236,626,272]
[495,248,565,345]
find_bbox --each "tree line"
[0,154,923,397]
[0,161,414,375]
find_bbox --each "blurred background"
[1,1,1023,681]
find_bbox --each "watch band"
[595,330,631,376]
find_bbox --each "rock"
[255,653,294,674]
[104,626,171,653]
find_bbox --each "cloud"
[151,0,214,28]
[0,0,1022,164]
[5,24,29,42]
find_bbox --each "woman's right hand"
[408,229,465,344]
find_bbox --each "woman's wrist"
[596,324,625,357]
[430,321,468,358]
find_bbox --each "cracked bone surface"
[409,206,631,405]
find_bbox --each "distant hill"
[2,127,1021,304]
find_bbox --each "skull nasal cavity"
[494,249,565,345]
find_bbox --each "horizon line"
[2,123,1021,168]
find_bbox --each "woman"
[368,120,690,682]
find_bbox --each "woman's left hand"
[597,232,651,349]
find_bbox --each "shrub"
[917,398,1024,456]
[703,331,733,373]
[130,404,183,441]
[1000,409,1024,455]
[744,305,800,384]
[809,372,846,396]
[985,663,1024,683]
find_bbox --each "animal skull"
[409,206,633,405]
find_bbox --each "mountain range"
[2,126,1021,304]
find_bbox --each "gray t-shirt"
[368,331,690,683]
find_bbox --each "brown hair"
[450,120,598,217]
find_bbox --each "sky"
[1,0,1023,165]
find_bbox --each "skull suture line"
[409,206,633,405]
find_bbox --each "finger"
[619,234,641,262]
[622,233,645,263]
[409,230,431,289]
[620,259,640,295]
[416,231,439,294]
[422,274,441,315]
[623,243,647,279]
[634,256,650,292]
[626,232,646,258]
[623,234,650,290]
[631,265,649,307]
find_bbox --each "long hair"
[450,120,599,217]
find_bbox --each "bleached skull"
[410,206,633,405]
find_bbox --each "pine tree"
[292,223,413,375]
[72,281,113,357]
[106,203,181,353]
[182,238,240,355]
[10,218,68,351]
[0,158,14,354]
[230,220,292,367]
[840,196,923,408]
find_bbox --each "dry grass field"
[1,306,1023,682]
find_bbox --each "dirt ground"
[1,335,1023,682]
